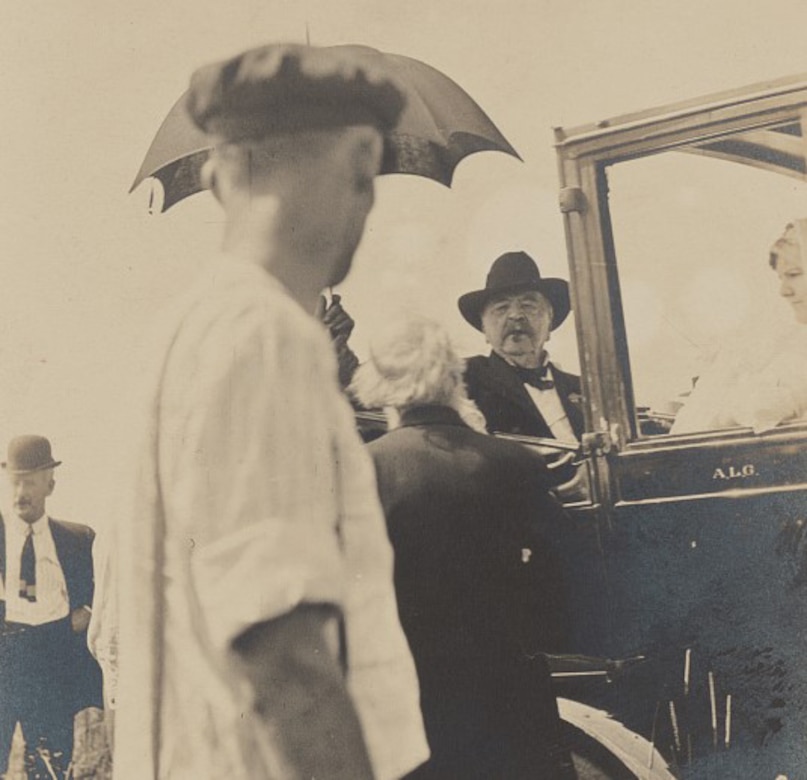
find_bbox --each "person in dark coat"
[352,314,577,780]
[459,251,585,442]
[0,435,102,778]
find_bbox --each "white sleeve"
[87,525,119,708]
[158,301,346,654]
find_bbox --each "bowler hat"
[458,251,571,331]
[187,43,407,142]
[2,435,62,473]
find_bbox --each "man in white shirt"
[105,43,427,780]
[0,435,101,778]
[460,252,585,448]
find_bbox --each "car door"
[554,75,807,779]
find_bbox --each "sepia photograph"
[1,1,806,778]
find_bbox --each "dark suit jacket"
[369,406,575,779]
[0,516,103,714]
[464,351,585,440]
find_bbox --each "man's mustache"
[504,322,534,338]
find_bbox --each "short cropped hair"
[211,127,351,188]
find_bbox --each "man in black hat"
[0,435,102,778]
[106,43,426,780]
[459,251,585,445]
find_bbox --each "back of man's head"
[199,124,383,298]
[186,42,405,203]
[186,44,404,297]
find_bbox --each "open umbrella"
[130,44,521,212]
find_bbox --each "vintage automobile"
[362,73,807,779]
[544,72,807,779]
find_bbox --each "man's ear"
[200,155,221,202]
[347,126,384,194]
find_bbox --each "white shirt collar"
[11,513,49,536]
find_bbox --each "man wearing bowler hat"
[459,251,585,444]
[105,43,427,780]
[0,435,102,778]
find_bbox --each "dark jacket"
[369,406,576,779]
[464,351,585,440]
[0,516,103,714]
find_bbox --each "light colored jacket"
[105,258,427,779]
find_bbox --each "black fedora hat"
[2,435,62,474]
[458,251,571,331]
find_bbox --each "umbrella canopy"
[130,45,521,212]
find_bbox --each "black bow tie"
[513,364,554,390]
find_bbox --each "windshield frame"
[556,77,807,450]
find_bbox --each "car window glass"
[605,118,807,437]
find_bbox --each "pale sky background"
[1,0,807,527]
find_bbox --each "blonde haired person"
[352,312,487,432]
[353,314,578,779]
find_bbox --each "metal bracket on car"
[581,430,615,457]
[559,187,586,214]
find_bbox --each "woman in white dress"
[671,219,807,434]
